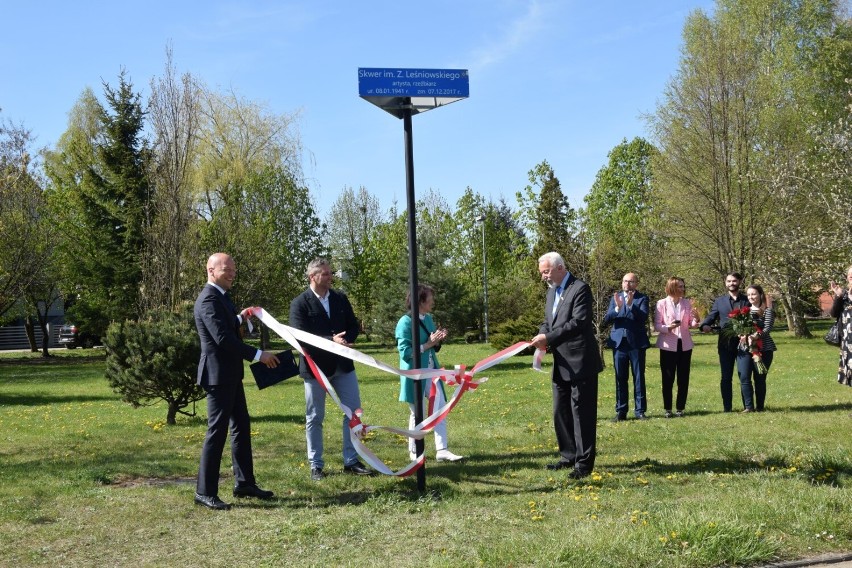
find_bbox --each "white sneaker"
[436,449,464,462]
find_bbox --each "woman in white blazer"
[654,277,700,417]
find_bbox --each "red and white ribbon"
[256,308,539,476]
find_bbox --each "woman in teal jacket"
[395,284,463,462]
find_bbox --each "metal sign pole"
[358,68,469,493]
[402,98,426,493]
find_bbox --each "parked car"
[58,324,99,349]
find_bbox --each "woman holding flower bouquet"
[736,285,776,412]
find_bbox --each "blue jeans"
[738,350,773,410]
[304,369,362,469]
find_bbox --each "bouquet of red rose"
[721,307,768,374]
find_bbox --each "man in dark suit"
[700,272,749,412]
[194,253,280,511]
[289,258,373,481]
[531,251,603,479]
[602,272,650,421]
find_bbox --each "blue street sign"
[358,68,469,98]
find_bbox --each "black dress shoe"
[233,484,274,499]
[310,467,325,481]
[343,460,374,476]
[568,469,591,480]
[546,460,574,470]
[611,414,627,423]
[194,493,231,510]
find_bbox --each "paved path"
[759,554,852,568]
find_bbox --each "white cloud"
[466,0,553,72]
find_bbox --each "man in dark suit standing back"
[700,272,749,412]
[289,258,373,481]
[194,253,280,510]
[602,272,650,421]
[531,251,603,479]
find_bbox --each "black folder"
[250,350,300,389]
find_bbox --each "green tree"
[21,228,62,356]
[584,137,663,289]
[325,186,382,338]
[733,0,852,335]
[652,0,852,334]
[415,189,473,338]
[650,7,771,297]
[140,47,203,313]
[518,160,583,277]
[44,72,150,337]
[0,116,63,357]
[0,117,45,320]
[583,137,663,349]
[104,305,205,425]
[237,165,324,314]
[451,188,534,339]
[195,88,321,342]
[370,191,474,344]
[369,206,408,344]
[771,87,852,324]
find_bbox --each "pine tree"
[104,305,204,425]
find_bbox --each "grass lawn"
[0,323,850,567]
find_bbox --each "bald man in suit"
[194,252,279,510]
[531,251,602,479]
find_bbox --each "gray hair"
[538,251,565,269]
[306,257,331,279]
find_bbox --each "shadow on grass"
[7,442,849,513]
[786,402,852,413]
[622,403,852,418]
[251,413,305,425]
[605,454,852,486]
[0,392,116,406]
[0,353,106,365]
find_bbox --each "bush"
[489,312,542,352]
[104,304,204,425]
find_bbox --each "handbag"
[824,320,842,346]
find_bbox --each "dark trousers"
[197,381,255,496]
[718,346,746,412]
[738,350,774,410]
[612,347,647,416]
[552,375,598,473]
[659,340,692,411]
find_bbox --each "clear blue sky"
[1,0,715,218]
